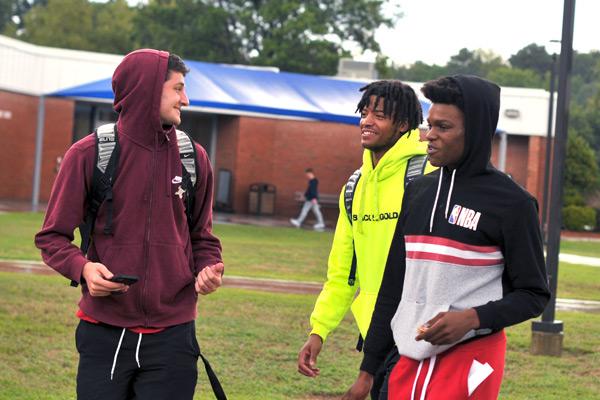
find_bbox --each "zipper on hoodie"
[140,135,157,327]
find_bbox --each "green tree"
[509,43,552,77]
[487,66,544,88]
[389,61,447,82]
[90,0,135,54]
[133,0,243,63]
[20,0,95,50]
[210,0,395,74]
[573,51,600,82]
[14,0,134,53]
[1,0,47,34]
[564,133,600,206]
[0,0,14,32]
[446,48,485,76]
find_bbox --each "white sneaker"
[290,218,301,228]
[313,223,325,231]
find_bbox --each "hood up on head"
[112,49,171,147]
[451,75,501,176]
[428,75,501,232]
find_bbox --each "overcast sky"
[363,0,599,66]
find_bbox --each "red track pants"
[388,331,506,400]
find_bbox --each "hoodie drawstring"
[357,170,369,234]
[410,355,437,400]
[410,359,425,400]
[135,333,142,368]
[110,329,143,380]
[420,355,437,400]
[110,328,126,380]
[166,132,172,198]
[429,169,457,232]
[429,169,443,233]
[444,169,457,219]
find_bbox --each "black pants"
[370,347,400,400]
[75,320,199,400]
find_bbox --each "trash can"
[248,183,276,215]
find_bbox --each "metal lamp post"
[541,50,558,241]
[531,0,576,357]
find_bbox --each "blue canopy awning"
[51,60,431,126]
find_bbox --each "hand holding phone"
[109,274,139,286]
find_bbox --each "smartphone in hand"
[109,274,139,285]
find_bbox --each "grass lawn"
[2,212,599,301]
[212,223,333,282]
[560,240,600,258]
[0,272,599,399]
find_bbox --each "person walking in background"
[343,75,550,400]
[35,50,225,400]
[290,168,326,231]
[297,80,433,399]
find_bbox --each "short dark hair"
[420,77,464,113]
[356,80,422,131]
[305,168,314,173]
[166,53,189,80]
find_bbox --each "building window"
[72,102,117,142]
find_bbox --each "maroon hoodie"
[35,49,222,328]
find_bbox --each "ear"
[396,121,409,134]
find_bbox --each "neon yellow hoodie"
[310,130,434,340]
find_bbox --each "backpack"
[76,123,197,265]
[343,154,428,286]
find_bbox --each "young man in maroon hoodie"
[35,50,224,399]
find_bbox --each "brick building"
[0,36,553,223]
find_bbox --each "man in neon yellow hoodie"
[298,80,433,398]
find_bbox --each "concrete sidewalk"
[2,259,599,314]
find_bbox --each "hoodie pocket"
[100,244,145,277]
[391,301,461,360]
[147,243,195,306]
[351,291,378,339]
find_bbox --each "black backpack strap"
[199,351,228,400]
[100,127,120,236]
[344,169,361,223]
[344,169,361,287]
[176,129,197,227]
[355,333,364,352]
[75,123,119,287]
[404,155,428,187]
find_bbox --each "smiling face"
[359,96,408,163]
[159,71,189,126]
[425,103,465,168]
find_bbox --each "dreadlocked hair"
[356,80,423,132]
[421,77,465,113]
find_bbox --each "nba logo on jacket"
[448,204,482,231]
[448,205,462,225]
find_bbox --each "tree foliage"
[201,0,394,74]
[20,0,95,50]
[8,0,134,53]
[133,0,242,63]
[0,0,45,32]
[564,133,600,206]
[487,66,544,88]
[6,0,394,75]
[509,43,553,77]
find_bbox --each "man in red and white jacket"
[343,75,550,399]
